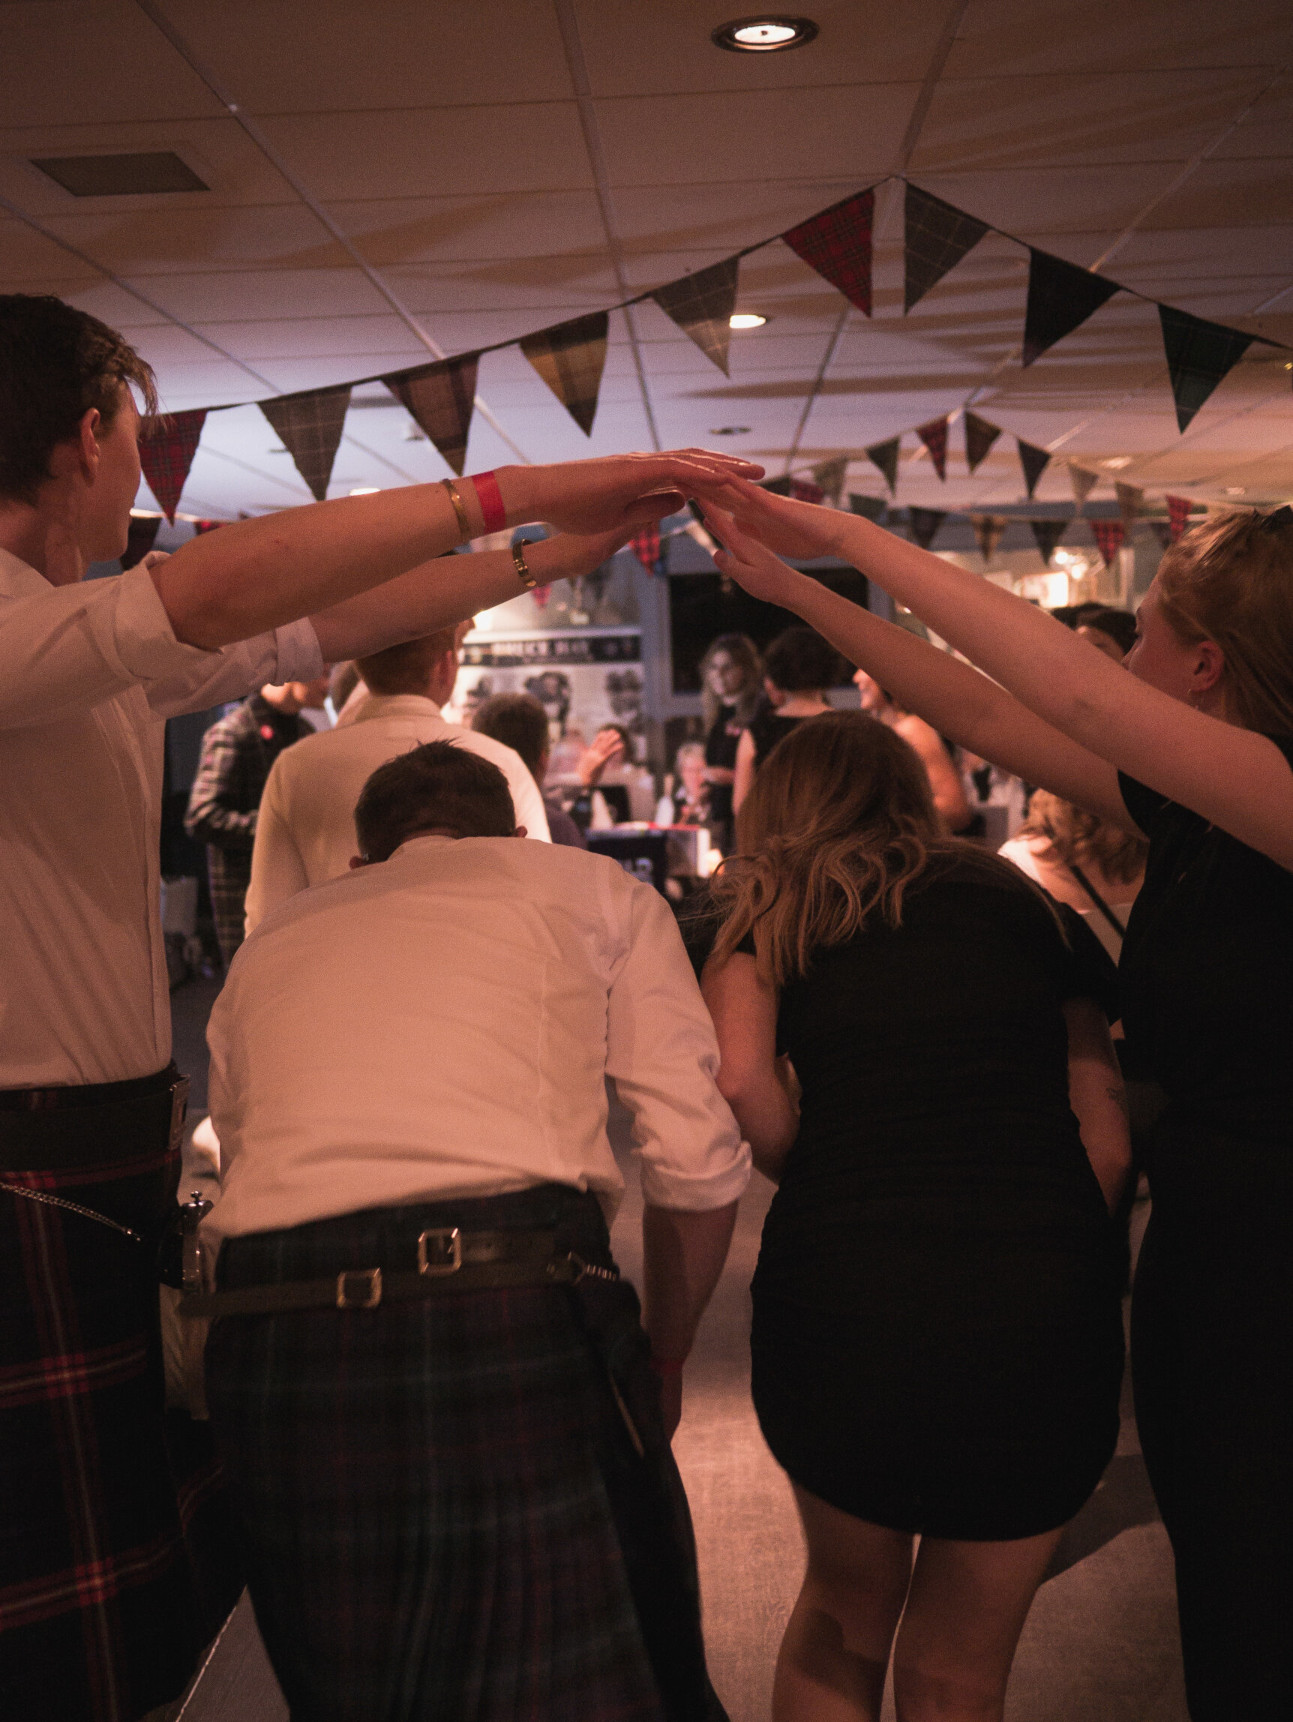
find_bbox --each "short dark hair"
[0,294,158,503]
[1072,604,1137,657]
[763,626,844,694]
[355,625,458,696]
[471,692,549,780]
[354,741,516,862]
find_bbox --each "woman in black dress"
[703,712,1128,1722]
[698,633,762,847]
[692,486,1293,1722]
[732,626,839,814]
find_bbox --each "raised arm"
[152,451,762,650]
[308,528,630,661]
[701,514,1131,829]
[696,484,1293,868]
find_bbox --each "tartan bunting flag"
[629,523,662,575]
[260,384,352,502]
[782,187,875,316]
[811,455,849,503]
[652,257,741,374]
[121,514,162,568]
[1092,519,1126,567]
[761,475,826,503]
[915,415,950,480]
[904,183,989,313]
[1068,463,1100,516]
[907,507,947,551]
[1150,520,1173,551]
[1166,495,1195,541]
[1115,481,1144,532]
[520,311,609,436]
[964,411,1001,474]
[385,352,479,475]
[971,513,1008,564]
[848,493,887,522]
[1022,249,1120,367]
[1158,305,1255,433]
[1017,438,1052,499]
[139,408,206,523]
[865,436,901,496]
[1030,518,1068,565]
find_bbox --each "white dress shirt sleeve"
[604,880,751,1211]
[243,753,310,935]
[0,558,323,727]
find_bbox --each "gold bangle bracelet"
[441,478,473,543]
[511,539,538,591]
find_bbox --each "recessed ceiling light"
[1224,486,1246,496]
[712,16,818,53]
[349,487,380,496]
[710,426,752,436]
[729,312,768,330]
[1101,456,1133,469]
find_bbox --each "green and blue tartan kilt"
[206,1184,727,1722]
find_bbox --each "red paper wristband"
[471,469,507,535]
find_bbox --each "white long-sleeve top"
[205,835,750,1242]
[244,693,550,933]
[0,549,322,1087]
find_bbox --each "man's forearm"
[640,1202,738,1364]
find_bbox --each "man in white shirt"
[200,741,748,1722]
[245,623,549,933]
[0,291,758,1722]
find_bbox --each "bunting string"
[138,172,1289,521]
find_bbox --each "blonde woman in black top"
[691,484,1293,1722]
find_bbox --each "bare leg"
[772,1484,914,1722]
[892,1527,1065,1721]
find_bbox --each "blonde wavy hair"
[1018,790,1148,887]
[1156,506,1293,734]
[708,711,1041,986]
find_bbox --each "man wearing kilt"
[196,741,749,1721]
[0,292,758,1722]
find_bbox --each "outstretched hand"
[687,474,850,561]
[698,504,812,611]
[502,450,764,537]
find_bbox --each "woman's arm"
[1063,997,1131,1212]
[700,518,1132,828]
[310,528,627,660]
[731,728,757,816]
[696,485,1293,867]
[701,952,797,1181]
[896,714,972,832]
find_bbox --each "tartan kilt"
[205,1186,728,1722]
[0,1084,241,1722]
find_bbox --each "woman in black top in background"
[704,712,1127,1722]
[732,626,839,814]
[698,633,762,849]
[693,487,1293,1722]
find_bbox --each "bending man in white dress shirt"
[0,291,760,1722]
[201,741,749,1722]
[245,623,549,933]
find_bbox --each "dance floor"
[171,979,1188,1722]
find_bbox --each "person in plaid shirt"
[185,675,327,966]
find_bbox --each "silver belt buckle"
[336,1267,382,1309]
[418,1227,463,1277]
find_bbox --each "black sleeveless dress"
[750,860,1124,1541]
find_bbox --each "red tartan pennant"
[782,188,875,316]
[139,409,206,523]
[915,416,949,481]
[630,524,662,575]
[1092,520,1126,567]
[1165,495,1195,542]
